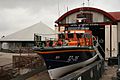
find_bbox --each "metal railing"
[92,35,105,60]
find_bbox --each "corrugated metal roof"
[0,22,55,41]
[109,12,120,21]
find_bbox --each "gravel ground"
[100,66,117,80]
[0,52,13,66]
[26,71,51,80]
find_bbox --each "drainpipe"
[110,24,112,57]
[118,23,120,70]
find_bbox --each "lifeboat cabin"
[57,29,93,47]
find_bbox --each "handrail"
[92,35,105,54]
[92,35,105,60]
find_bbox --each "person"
[52,41,57,47]
[93,36,97,46]
[64,40,68,46]
[77,38,80,46]
[57,39,63,46]
[46,40,50,47]
[49,40,53,47]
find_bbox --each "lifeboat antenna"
[65,0,69,12]
[66,0,69,23]
[82,0,85,7]
[57,0,60,17]
[80,0,85,14]
[88,0,90,7]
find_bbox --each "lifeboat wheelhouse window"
[85,34,91,38]
[58,34,65,39]
[68,33,74,38]
[76,33,82,38]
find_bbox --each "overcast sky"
[0,0,120,37]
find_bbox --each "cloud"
[91,0,120,12]
[0,0,58,9]
[0,7,38,36]
[0,0,120,37]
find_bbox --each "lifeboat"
[34,29,99,79]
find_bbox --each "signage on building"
[67,26,89,30]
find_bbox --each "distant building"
[0,22,55,52]
[55,7,120,59]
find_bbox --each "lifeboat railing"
[34,33,105,53]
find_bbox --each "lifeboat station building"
[55,7,120,59]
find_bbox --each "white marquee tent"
[0,22,55,41]
[0,22,55,51]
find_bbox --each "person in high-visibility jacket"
[77,38,80,46]
[52,41,57,47]
[57,39,63,46]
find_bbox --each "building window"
[77,13,93,23]
[68,33,74,38]
[58,34,65,39]
[22,42,27,47]
[104,16,111,22]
